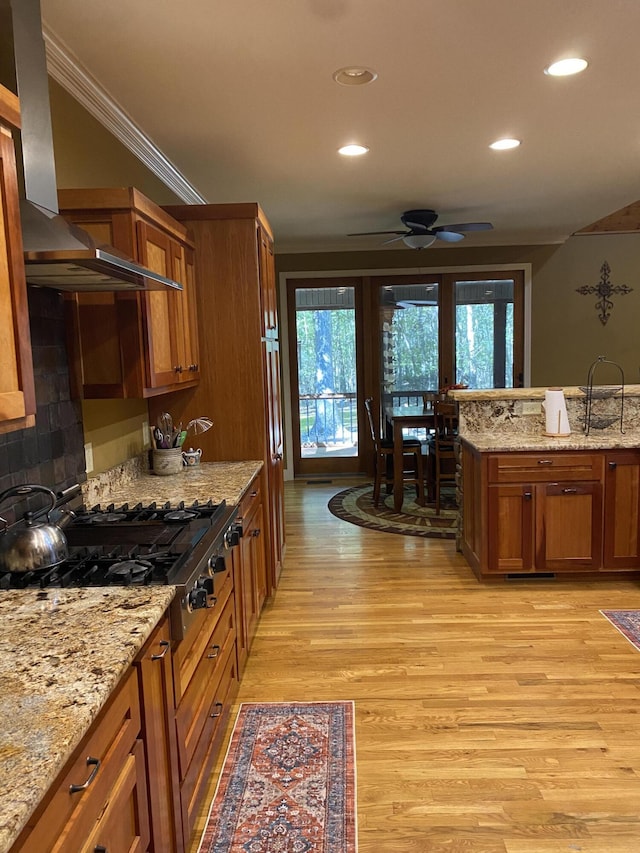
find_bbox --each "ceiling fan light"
[403,233,437,250]
[545,57,588,77]
[489,137,521,151]
[338,143,369,157]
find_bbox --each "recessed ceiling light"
[338,144,369,156]
[333,66,378,86]
[545,57,588,77]
[489,138,521,150]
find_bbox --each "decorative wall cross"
[575,261,632,325]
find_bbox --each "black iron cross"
[575,261,632,325]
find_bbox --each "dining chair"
[364,398,425,507]
[432,399,458,514]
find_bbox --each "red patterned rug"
[198,701,357,853]
[328,483,457,539]
[600,610,640,651]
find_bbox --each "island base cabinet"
[462,445,625,579]
[603,451,640,568]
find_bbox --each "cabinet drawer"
[80,738,150,853]
[179,643,238,844]
[174,592,237,778]
[15,668,141,853]
[488,452,603,483]
[238,478,261,526]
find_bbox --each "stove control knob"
[225,524,241,548]
[201,576,215,596]
[209,554,226,573]
[188,587,208,611]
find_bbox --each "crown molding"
[43,25,206,204]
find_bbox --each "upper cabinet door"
[137,220,178,389]
[170,242,200,384]
[258,227,277,338]
[0,95,36,432]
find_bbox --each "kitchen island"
[450,386,640,580]
[0,459,264,853]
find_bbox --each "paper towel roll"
[543,387,570,436]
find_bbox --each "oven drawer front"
[172,571,233,702]
[174,591,237,778]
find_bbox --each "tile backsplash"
[0,287,85,523]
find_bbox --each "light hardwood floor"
[192,478,640,852]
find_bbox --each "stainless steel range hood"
[5,0,182,293]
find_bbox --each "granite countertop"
[462,431,640,453]
[83,459,264,507]
[0,459,264,851]
[0,586,175,853]
[449,384,640,401]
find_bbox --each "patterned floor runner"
[600,610,640,651]
[198,701,357,853]
[328,482,457,539]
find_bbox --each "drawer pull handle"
[151,639,170,660]
[609,461,617,470]
[207,644,221,659]
[210,702,223,718]
[69,756,101,793]
[523,491,532,500]
[562,488,578,494]
[537,459,553,465]
[94,847,108,853]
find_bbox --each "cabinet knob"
[174,365,183,373]
[523,491,532,500]
[609,461,617,470]
[188,363,199,371]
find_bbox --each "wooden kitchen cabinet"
[134,615,183,853]
[0,84,36,434]
[11,667,149,853]
[603,450,640,569]
[152,203,285,592]
[58,187,200,399]
[171,561,238,849]
[463,445,609,578]
[233,474,268,676]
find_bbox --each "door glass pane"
[455,279,514,388]
[295,287,357,458]
[380,283,439,407]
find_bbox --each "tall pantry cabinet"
[151,204,284,591]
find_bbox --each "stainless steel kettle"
[0,485,74,572]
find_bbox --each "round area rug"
[328,483,457,539]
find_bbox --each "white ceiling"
[40,0,640,254]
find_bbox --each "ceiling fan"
[348,209,494,248]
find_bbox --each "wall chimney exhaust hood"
[5,0,182,293]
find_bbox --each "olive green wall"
[49,80,182,474]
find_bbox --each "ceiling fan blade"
[435,222,494,233]
[402,220,430,233]
[435,230,465,243]
[381,234,407,245]
[347,229,408,237]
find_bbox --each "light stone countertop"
[0,586,175,853]
[83,460,263,508]
[461,431,640,453]
[1,460,263,852]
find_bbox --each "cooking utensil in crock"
[0,485,75,572]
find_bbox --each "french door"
[286,269,525,477]
[287,278,365,476]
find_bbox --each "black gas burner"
[81,511,129,524]
[164,510,199,521]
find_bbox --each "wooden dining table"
[384,404,435,511]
